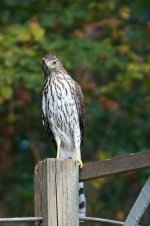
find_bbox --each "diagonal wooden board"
[123,176,150,226]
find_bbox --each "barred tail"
[79,182,86,217]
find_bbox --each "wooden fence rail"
[80,150,150,181]
[123,176,150,226]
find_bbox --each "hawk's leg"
[74,134,83,168]
[76,148,83,168]
[55,136,61,159]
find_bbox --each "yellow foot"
[75,158,83,168]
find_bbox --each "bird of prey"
[41,53,86,217]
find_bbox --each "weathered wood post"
[34,159,79,226]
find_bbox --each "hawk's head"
[42,54,61,74]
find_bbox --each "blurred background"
[0,0,150,225]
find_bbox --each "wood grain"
[80,150,150,181]
[34,159,79,226]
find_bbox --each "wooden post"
[34,158,79,226]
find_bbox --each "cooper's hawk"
[41,53,86,217]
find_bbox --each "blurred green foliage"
[0,0,150,225]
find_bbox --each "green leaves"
[0,86,13,101]
[0,0,150,223]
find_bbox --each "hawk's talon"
[75,158,83,168]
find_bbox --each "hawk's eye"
[53,61,57,65]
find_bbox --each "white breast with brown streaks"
[42,73,81,153]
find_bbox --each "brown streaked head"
[41,54,60,74]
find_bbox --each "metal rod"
[80,217,124,225]
[0,217,43,223]
[80,217,142,226]
[0,216,142,225]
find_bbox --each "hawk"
[41,53,86,217]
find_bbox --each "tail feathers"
[79,182,86,217]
